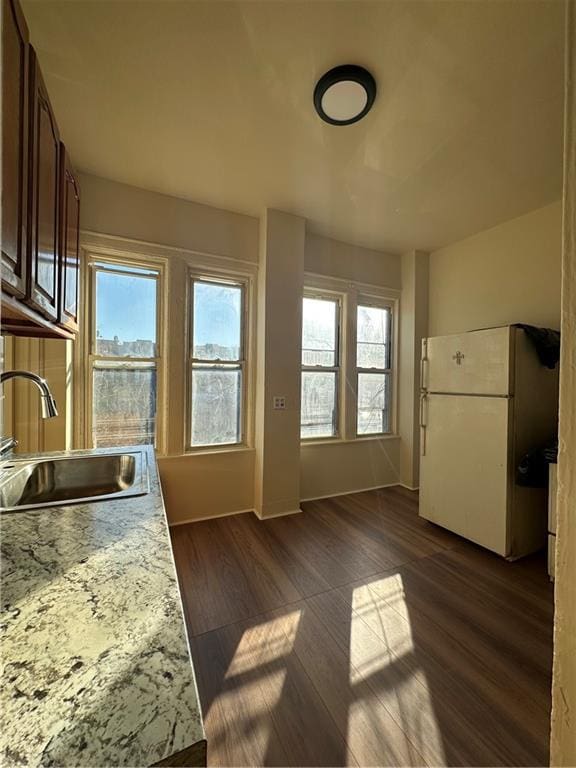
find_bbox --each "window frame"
[186,271,250,452]
[300,289,343,441]
[81,251,168,454]
[355,296,394,438]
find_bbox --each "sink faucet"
[0,370,58,456]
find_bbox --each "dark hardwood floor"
[170,486,554,767]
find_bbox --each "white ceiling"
[23,0,565,253]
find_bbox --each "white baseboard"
[300,481,399,503]
[168,482,418,526]
[168,507,253,526]
[253,507,303,520]
[398,483,420,491]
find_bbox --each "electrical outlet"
[273,396,286,410]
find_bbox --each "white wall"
[429,201,562,337]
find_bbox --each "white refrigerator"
[419,326,559,559]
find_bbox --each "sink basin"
[0,450,149,512]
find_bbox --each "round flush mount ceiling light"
[313,64,377,126]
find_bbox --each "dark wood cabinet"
[58,150,81,331]
[1,0,79,340]
[26,47,61,323]
[1,0,30,298]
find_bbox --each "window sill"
[301,434,399,447]
[161,445,255,459]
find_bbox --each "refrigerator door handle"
[420,339,429,390]
[420,393,428,456]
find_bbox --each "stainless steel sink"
[0,450,149,512]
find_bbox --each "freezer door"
[423,327,512,396]
[420,393,511,556]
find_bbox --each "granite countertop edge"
[0,445,205,768]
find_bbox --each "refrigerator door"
[423,326,512,396]
[420,393,511,556]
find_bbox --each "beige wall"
[158,450,255,523]
[551,2,576,763]
[305,232,401,288]
[429,200,562,337]
[254,210,305,518]
[300,235,404,499]
[78,172,259,264]
[398,251,429,489]
[79,175,260,525]
[3,336,73,454]
[300,438,400,500]
[75,175,405,524]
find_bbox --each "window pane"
[191,366,241,446]
[93,362,157,447]
[302,297,337,367]
[193,282,242,361]
[357,305,390,369]
[95,269,158,357]
[301,371,337,438]
[357,372,390,435]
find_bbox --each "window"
[89,260,161,448]
[356,302,392,435]
[189,277,246,448]
[301,294,340,438]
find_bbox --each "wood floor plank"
[239,512,333,598]
[353,487,460,550]
[432,547,554,627]
[310,583,540,767]
[259,512,362,587]
[170,521,259,635]
[308,498,411,571]
[217,607,355,767]
[305,587,469,766]
[330,493,450,561]
[442,543,554,612]
[217,513,303,610]
[191,626,291,766]
[373,560,552,706]
[405,556,553,677]
[338,574,550,766]
[295,500,387,580]
[268,600,427,767]
[171,488,553,767]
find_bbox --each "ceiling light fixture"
[313,64,376,126]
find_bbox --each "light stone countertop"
[0,446,205,767]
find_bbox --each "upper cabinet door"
[1,0,30,297]
[27,47,60,322]
[59,149,81,331]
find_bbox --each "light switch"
[273,396,286,410]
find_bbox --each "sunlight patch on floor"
[224,609,302,679]
[348,574,447,766]
[349,575,415,678]
[206,678,278,754]
[206,610,303,759]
